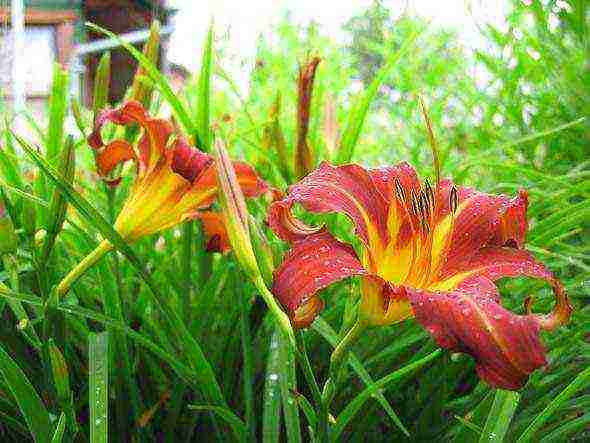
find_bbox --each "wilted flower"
[268,161,572,389]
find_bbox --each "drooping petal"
[407,273,566,390]
[95,140,136,177]
[268,161,388,252]
[434,247,572,329]
[272,231,367,328]
[195,211,231,253]
[88,100,174,175]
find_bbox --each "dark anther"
[450,186,459,213]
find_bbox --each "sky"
[166,0,509,92]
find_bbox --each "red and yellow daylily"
[268,161,573,390]
[87,100,268,245]
[57,101,269,297]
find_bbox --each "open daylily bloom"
[87,100,268,243]
[268,161,573,389]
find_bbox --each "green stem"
[318,319,367,442]
[239,284,255,442]
[2,254,42,349]
[252,274,296,350]
[56,240,113,297]
[295,330,323,409]
[181,221,194,324]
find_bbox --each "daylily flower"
[268,161,573,390]
[87,100,268,244]
[57,101,269,297]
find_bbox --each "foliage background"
[0,0,587,441]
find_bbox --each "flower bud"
[48,340,72,406]
[248,215,274,285]
[92,51,111,123]
[294,56,320,179]
[130,20,160,108]
[213,138,260,279]
[42,136,75,260]
[21,184,36,239]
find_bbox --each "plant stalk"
[56,240,113,297]
[318,319,367,442]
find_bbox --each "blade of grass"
[263,330,283,443]
[89,332,109,443]
[313,317,410,437]
[50,412,66,443]
[479,390,520,443]
[86,22,194,137]
[517,365,590,442]
[336,27,423,164]
[0,343,52,443]
[195,21,214,150]
[279,332,302,443]
[331,349,442,441]
[188,405,247,441]
[16,132,227,407]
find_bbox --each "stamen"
[424,178,436,212]
[394,178,406,204]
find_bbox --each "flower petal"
[268,161,388,251]
[194,211,231,253]
[271,231,367,328]
[186,160,269,210]
[407,274,560,390]
[95,140,136,177]
[170,138,213,183]
[88,100,174,175]
[434,186,529,277]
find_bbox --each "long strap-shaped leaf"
[313,317,410,437]
[335,27,422,164]
[16,133,226,408]
[331,349,442,441]
[86,22,195,138]
[479,390,520,443]
[0,343,52,443]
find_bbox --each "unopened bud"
[294,56,320,179]
[214,138,259,279]
[93,51,111,123]
[248,215,274,285]
[21,185,36,239]
[130,20,160,108]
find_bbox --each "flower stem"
[56,240,113,297]
[318,319,367,442]
[252,274,296,349]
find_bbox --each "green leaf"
[15,132,227,408]
[479,390,520,443]
[86,22,194,137]
[313,317,410,437]
[89,332,109,443]
[335,27,422,164]
[196,21,214,150]
[279,332,302,443]
[50,412,66,443]
[46,64,69,164]
[0,343,52,443]
[188,405,247,441]
[331,349,442,441]
[517,365,590,442]
[263,330,282,443]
